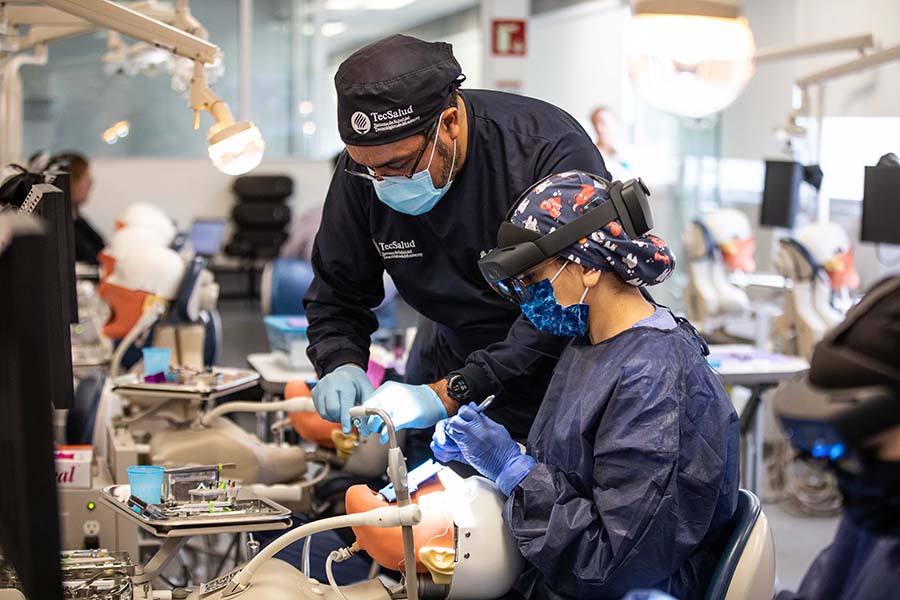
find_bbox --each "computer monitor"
[189,218,227,257]
[0,215,65,600]
[760,160,803,228]
[42,170,79,322]
[862,165,900,244]
[13,180,76,411]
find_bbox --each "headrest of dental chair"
[171,232,189,252]
[778,238,820,281]
[692,219,717,259]
[200,309,222,367]
[168,255,208,324]
[262,258,315,315]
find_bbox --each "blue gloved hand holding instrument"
[430,395,494,463]
[431,397,536,496]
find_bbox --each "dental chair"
[97,244,310,490]
[704,489,775,600]
[260,257,315,315]
[773,222,859,359]
[682,210,755,342]
[158,254,223,368]
[261,256,401,329]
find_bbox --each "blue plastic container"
[264,316,309,369]
[127,465,165,505]
[142,347,171,377]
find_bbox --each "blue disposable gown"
[776,516,900,600]
[504,321,740,600]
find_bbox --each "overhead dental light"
[33,0,265,175]
[189,61,265,176]
[625,0,756,119]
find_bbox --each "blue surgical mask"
[373,133,456,216]
[520,262,590,337]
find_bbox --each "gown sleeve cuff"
[318,350,369,379]
[497,453,538,497]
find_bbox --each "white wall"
[524,1,630,133]
[721,0,900,160]
[83,158,334,238]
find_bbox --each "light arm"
[755,34,874,62]
[38,0,218,63]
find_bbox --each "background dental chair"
[682,214,753,341]
[705,489,776,600]
[773,222,858,358]
[103,250,221,374]
[773,240,831,359]
[260,256,401,330]
[158,254,223,367]
[260,257,315,315]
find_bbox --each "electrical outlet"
[82,520,101,537]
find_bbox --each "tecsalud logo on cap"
[351,111,371,135]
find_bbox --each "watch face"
[448,375,470,400]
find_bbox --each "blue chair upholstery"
[704,489,762,600]
[169,255,208,324]
[265,258,315,315]
[201,309,222,367]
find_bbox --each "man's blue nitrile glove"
[359,381,448,444]
[430,418,464,464]
[443,403,537,496]
[312,364,375,434]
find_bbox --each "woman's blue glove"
[312,364,375,434]
[430,419,464,464]
[431,403,537,496]
[359,382,448,444]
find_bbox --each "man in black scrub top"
[305,34,609,461]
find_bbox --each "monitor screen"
[0,218,64,600]
[862,165,900,245]
[761,160,803,229]
[189,219,227,257]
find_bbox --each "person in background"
[432,171,740,599]
[58,152,105,265]
[280,153,341,262]
[590,106,631,178]
[774,275,900,600]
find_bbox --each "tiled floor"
[218,299,844,592]
[763,501,840,593]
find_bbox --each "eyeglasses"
[344,114,441,182]
[491,260,567,304]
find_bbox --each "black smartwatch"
[445,372,472,403]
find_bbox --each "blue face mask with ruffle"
[519,263,589,337]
